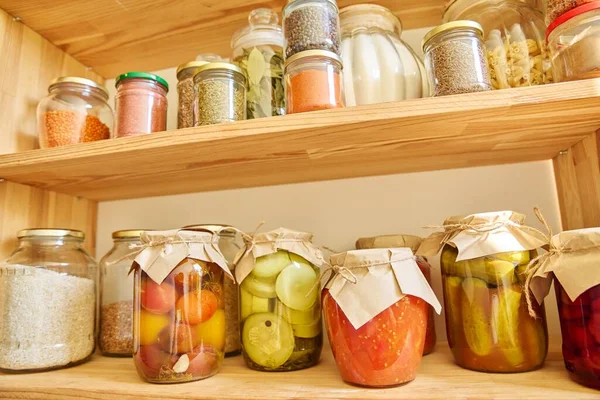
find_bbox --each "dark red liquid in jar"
[555,281,600,389]
[416,257,436,355]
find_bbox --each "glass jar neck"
[423,28,481,53]
[444,0,523,21]
[116,78,168,96]
[340,7,401,38]
[50,82,108,102]
[18,236,84,250]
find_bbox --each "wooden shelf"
[0,0,444,78]
[0,345,597,399]
[0,80,599,202]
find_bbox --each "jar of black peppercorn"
[283,0,341,59]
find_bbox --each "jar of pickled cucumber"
[419,211,549,373]
[132,229,232,384]
[235,228,324,371]
[355,234,437,355]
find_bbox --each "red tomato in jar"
[187,345,220,377]
[141,278,177,314]
[158,323,199,354]
[172,259,206,291]
[175,290,218,325]
[135,345,175,379]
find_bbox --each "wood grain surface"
[0,345,596,400]
[553,132,600,230]
[0,0,444,78]
[0,8,100,257]
[0,79,598,201]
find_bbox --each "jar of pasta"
[444,0,552,89]
[284,50,344,113]
[419,211,548,373]
[355,234,437,355]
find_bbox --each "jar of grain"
[422,21,492,96]
[0,229,97,372]
[284,50,344,113]
[193,62,247,126]
[546,0,595,25]
[283,0,341,59]
[114,72,169,137]
[231,8,286,119]
[37,77,113,148]
[188,224,242,356]
[444,0,552,89]
[177,61,209,129]
[99,230,143,357]
[547,2,600,82]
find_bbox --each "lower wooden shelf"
[0,344,597,399]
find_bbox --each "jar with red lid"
[547,2,600,82]
[355,234,437,355]
[322,249,441,387]
[114,72,169,138]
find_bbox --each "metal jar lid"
[285,0,339,12]
[183,224,237,237]
[112,230,146,239]
[422,20,484,50]
[49,76,109,99]
[115,72,169,92]
[176,61,210,80]
[17,228,85,240]
[284,49,342,69]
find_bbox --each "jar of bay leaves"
[231,8,285,119]
[193,63,247,126]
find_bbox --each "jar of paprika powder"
[284,50,344,114]
[114,72,169,138]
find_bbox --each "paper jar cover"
[529,228,600,304]
[234,227,324,284]
[356,234,423,254]
[417,211,547,262]
[133,229,232,284]
[326,248,441,330]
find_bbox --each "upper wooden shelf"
[0,0,444,78]
[0,345,597,399]
[0,79,599,202]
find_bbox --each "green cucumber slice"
[242,273,277,298]
[276,262,318,311]
[276,301,318,325]
[293,318,321,338]
[240,287,253,320]
[242,312,294,368]
[253,250,292,279]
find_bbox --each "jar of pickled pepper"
[355,234,437,355]
[419,211,549,373]
[132,229,232,384]
[235,228,324,371]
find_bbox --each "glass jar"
[133,258,225,383]
[284,50,343,113]
[98,230,142,357]
[444,0,552,89]
[547,0,594,24]
[440,245,548,372]
[547,2,600,82]
[283,0,341,59]
[355,234,436,355]
[114,72,169,138]
[193,63,247,126]
[0,229,97,372]
[37,77,113,148]
[423,21,493,96]
[231,8,285,119]
[240,250,323,371]
[339,4,429,106]
[556,281,600,388]
[177,61,209,129]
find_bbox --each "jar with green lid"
[99,229,144,357]
[193,62,247,126]
[283,0,341,58]
[422,21,492,96]
[114,72,169,138]
[231,8,285,119]
[444,0,552,89]
[0,229,97,372]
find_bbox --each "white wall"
[98,27,564,349]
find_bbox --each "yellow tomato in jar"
[196,309,225,350]
[139,310,170,345]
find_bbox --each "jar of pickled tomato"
[322,248,441,387]
[132,229,232,383]
[355,234,436,355]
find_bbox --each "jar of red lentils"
[114,72,169,138]
[37,77,113,148]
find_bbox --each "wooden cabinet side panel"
[553,133,600,230]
